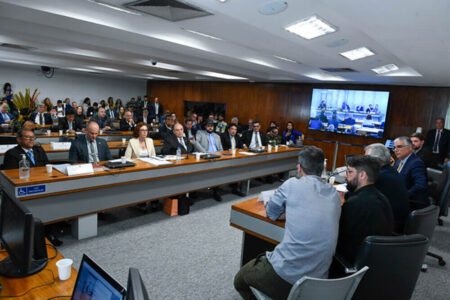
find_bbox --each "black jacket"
[162,134,194,155]
[241,130,269,147]
[425,128,450,163]
[59,117,84,131]
[30,112,52,125]
[119,119,136,131]
[220,133,243,150]
[3,145,49,169]
[69,135,112,163]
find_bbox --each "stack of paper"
[51,142,72,150]
[139,157,173,166]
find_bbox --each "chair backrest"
[352,234,428,300]
[286,266,369,300]
[438,162,450,216]
[403,205,440,240]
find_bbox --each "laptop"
[72,254,126,300]
[200,153,221,160]
[104,161,136,169]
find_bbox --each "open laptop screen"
[72,254,126,300]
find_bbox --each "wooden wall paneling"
[303,139,336,171]
[336,143,366,168]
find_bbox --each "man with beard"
[336,155,394,265]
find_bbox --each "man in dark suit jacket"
[411,132,438,168]
[159,114,174,139]
[119,111,136,131]
[30,104,52,126]
[365,143,410,233]
[184,119,197,141]
[3,129,49,169]
[242,120,268,148]
[393,136,429,210]
[0,103,14,125]
[137,109,151,125]
[337,156,394,265]
[58,109,83,132]
[89,107,112,130]
[69,121,112,164]
[221,124,243,150]
[425,117,450,164]
[148,97,163,122]
[162,123,194,155]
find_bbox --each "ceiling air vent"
[124,0,212,21]
[0,43,37,51]
[320,67,357,73]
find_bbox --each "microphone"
[327,167,347,182]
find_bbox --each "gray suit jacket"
[193,130,223,153]
[69,135,112,163]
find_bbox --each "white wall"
[0,64,147,105]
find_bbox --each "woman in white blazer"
[125,123,156,159]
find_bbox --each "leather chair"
[404,205,446,268]
[336,234,428,300]
[427,163,450,225]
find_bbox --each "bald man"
[69,121,112,163]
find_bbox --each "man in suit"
[162,123,194,155]
[365,143,410,233]
[393,136,429,210]
[3,128,49,169]
[137,109,151,125]
[59,108,83,133]
[148,96,163,123]
[221,124,243,150]
[105,105,116,120]
[193,119,224,201]
[425,117,450,164]
[69,121,112,164]
[89,107,112,130]
[337,155,394,265]
[30,104,52,126]
[0,103,14,125]
[159,114,174,139]
[184,119,197,141]
[120,111,136,131]
[229,117,243,134]
[411,132,437,168]
[242,120,268,148]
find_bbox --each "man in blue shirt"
[234,146,341,300]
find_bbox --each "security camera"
[151,60,157,66]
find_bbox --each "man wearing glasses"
[242,120,268,149]
[393,136,428,210]
[3,128,49,169]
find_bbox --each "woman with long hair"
[282,121,303,145]
[124,123,156,159]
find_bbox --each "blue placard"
[17,185,46,197]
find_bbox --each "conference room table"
[0,140,164,164]
[0,130,134,143]
[0,147,299,239]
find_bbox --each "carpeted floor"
[58,181,450,299]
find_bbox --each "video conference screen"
[309,88,390,138]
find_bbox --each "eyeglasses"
[22,136,36,140]
[393,145,407,149]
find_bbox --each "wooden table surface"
[0,243,77,299]
[231,198,285,228]
[0,131,134,138]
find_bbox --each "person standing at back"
[425,117,450,165]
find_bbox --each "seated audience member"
[184,119,197,141]
[309,117,323,130]
[120,111,136,131]
[215,114,227,134]
[342,113,356,125]
[362,114,374,127]
[30,103,52,126]
[159,114,175,139]
[234,146,341,300]
[328,113,340,131]
[125,123,156,159]
[3,129,49,169]
[106,104,116,120]
[0,103,14,125]
[59,108,83,133]
[282,121,303,145]
[49,108,60,130]
[116,106,126,120]
[266,126,282,145]
[393,136,429,210]
[86,102,98,118]
[366,104,375,114]
[319,111,329,123]
[43,97,53,112]
[137,109,151,125]
[69,121,112,164]
[341,101,350,111]
[411,132,436,168]
[229,117,243,134]
[190,113,198,128]
[365,143,410,233]
[424,117,450,164]
[54,100,66,118]
[195,115,204,131]
[356,105,364,112]
[242,118,253,132]
[337,155,394,265]
[82,97,91,115]
[242,120,268,148]
[75,106,85,125]
[71,101,78,111]
[162,123,194,155]
[90,107,112,130]
[221,124,243,150]
[193,119,223,153]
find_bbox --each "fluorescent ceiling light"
[183,29,222,40]
[198,71,247,80]
[89,66,122,72]
[371,64,399,74]
[273,55,298,63]
[381,67,422,77]
[244,58,278,69]
[148,74,179,80]
[0,59,38,66]
[67,67,99,73]
[58,48,107,59]
[285,15,336,40]
[340,47,375,61]
[305,73,347,81]
[87,0,141,15]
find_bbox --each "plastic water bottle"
[176,147,182,161]
[321,158,328,179]
[19,154,30,180]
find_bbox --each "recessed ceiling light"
[182,29,222,40]
[198,71,247,80]
[217,0,228,3]
[273,55,299,63]
[371,64,399,74]
[89,66,121,72]
[340,47,375,61]
[381,67,422,77]
[88,0,141,15]
[148,74,179,80]
[259,1,288,15]
[285,15,336,40]
[305,73,347,81]
[244,58,278,69]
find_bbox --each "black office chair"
[403,205,446,268]
[427,163,450,225]
[335,234,428,300]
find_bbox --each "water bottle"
[176,147,181,161]
[321,158,328,179]
[19,154,30,180]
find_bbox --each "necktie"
[89,141,98,163]
[27,150,35,165]
[433,130,441,153]
[255,132,260,147]
[39,113,44,125]
[69,121,73,130]
[178,137,186,150]
[110,110,114,119]
[397,161,404,173]
[231,136,236,150]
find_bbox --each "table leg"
[71,213,98,240]
[240,232,276,266]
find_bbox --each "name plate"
[66,164,94,176]
[0,144,17,154]
[51,142,72,150]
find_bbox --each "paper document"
[139,157,173,166]
[51,142,72,150]
[52,164,71,175]
[334,183,348,193]
[164,155,186,160]
[108,158,134,163]
[258,189,276,206]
